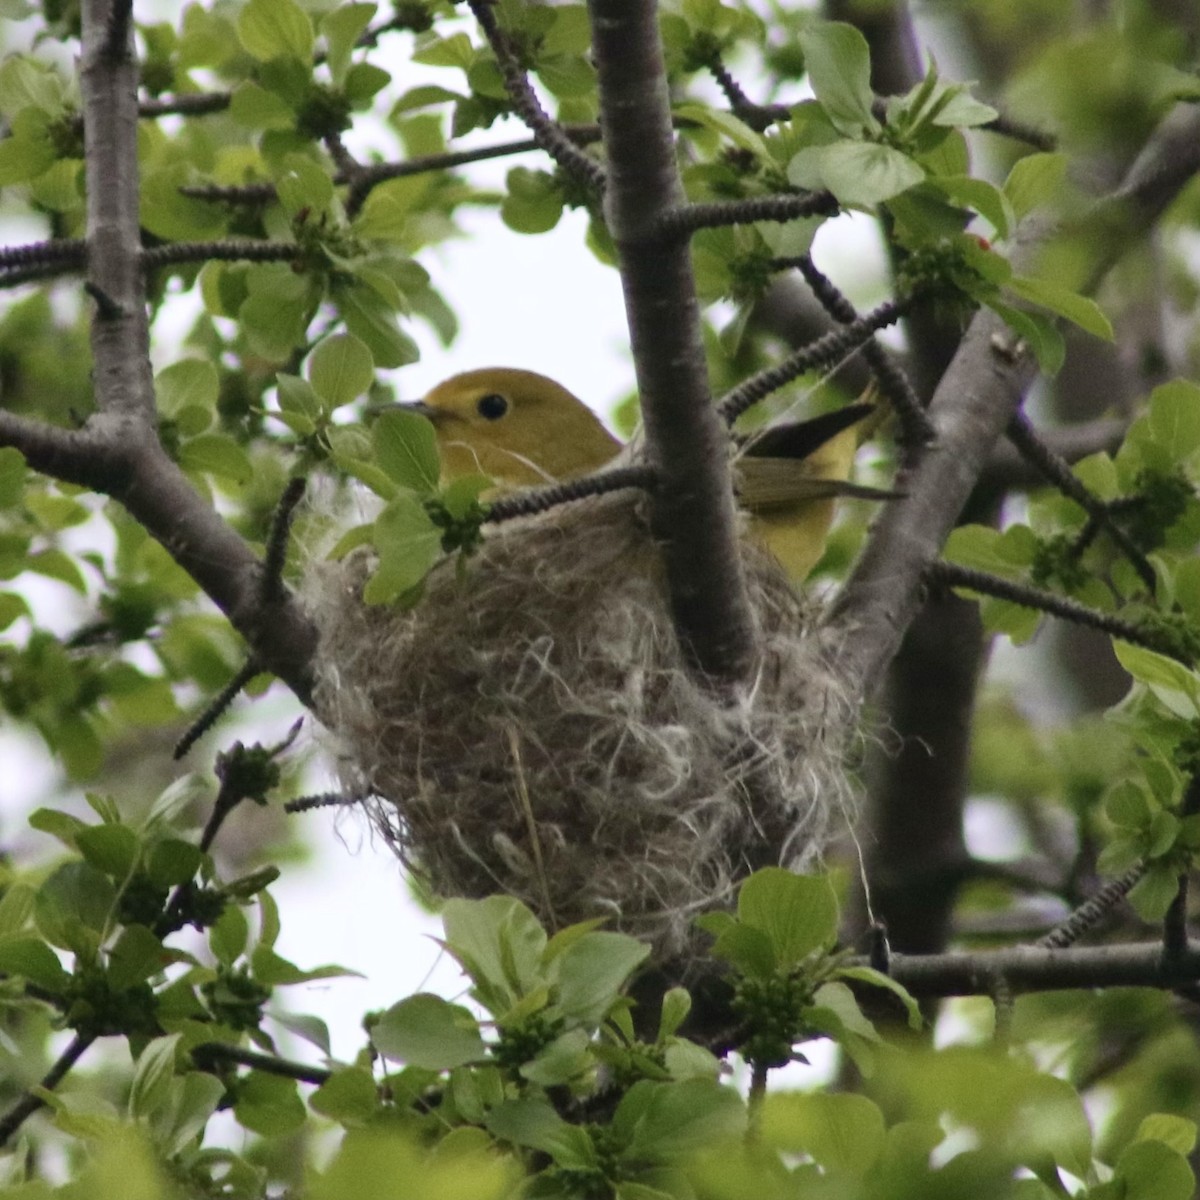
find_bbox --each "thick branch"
[82,0,153,423]
[587,0,755,682]
[860,940,1200,998]
[827,105,1200,695]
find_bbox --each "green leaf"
[365,494,442,604]
[836,966,923,1030]
[616,1079,747,1162]
[35,861,117,955]
[321,3,376,85]
[501,167,565,234]
[230,81,296,130]
[441,896,548,1015]
[736,869,839,967]
[658,987,691,1040]
[209,903,249,965]
[28,806,88,849]
[1129,864,1182,921]
[521,1029,592,1086]
[553,932,649,1026]
[1003,153,1068,222]
[934,175,1014,238]
[372,410,440,493]
[310,1066,379,1124]
[1113,641,1200,717]
[234,1070,307,1136]
[336,283,420,369]
[0,934,70,991]
[251,946,356,985]
[179,434,254,484]
[761,1092,886,1176]
[1114,1138,1195,1200]
[156,359,218,423]
[804,140,925,207]
[675,103,768,157]
[0,881,35,935]
[1006,275,1114,341]
[161,1073,225,1157]
[1135,1114,1198,1155]
[308,333,374,409]
[108,924,165,990]
[797,20,879,135]
[1147,380,1200,461]
[371,994,487,1069]
[487,1098,597,1167]
[276,154,335,218]
[76,824,139,880]
[128,1034,181,1120]
[0,446,26,507]
[238,0,314,63]
[146,839,202,889]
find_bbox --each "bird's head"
[413,367,621,487]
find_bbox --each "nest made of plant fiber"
[310,491,858,963]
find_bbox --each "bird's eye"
[476,393,509,421]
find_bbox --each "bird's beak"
[402,400,442,422]
[364,400,447,423]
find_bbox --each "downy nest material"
[310,492,858,962]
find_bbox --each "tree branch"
[586,0,756,683]
[826,104,1200,698]
[142,240,302,269]
[863,939,1200,998]
[656,192,838,237]
[718,295,918,424]
[467,0,606,194]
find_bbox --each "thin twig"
[929,561,1181,658]
[793,254,934,445]
[285,791,363,814]
[1006,412,1155,591]
[1037,866,1146,949]
[466,0,606,193]
[192,1042,332,1086]
[484,465,657,523]
[142,240,302,269]
[0,239,87,269]
[173,659,262,761]
[657,192,838,237]
[0,1032,95,1147]
[261,478,307,605]
[718,296,916,424]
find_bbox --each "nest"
[309,492,858,963]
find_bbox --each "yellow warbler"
[409,367,888,582]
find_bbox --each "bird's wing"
[737,456,900,508]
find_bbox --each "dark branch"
[928,561,1183,659]
[859,939,1200,998]
[192,1042,332,1086]
[792,254,934,444]
[1037,866,1146,949]
[0,239,87,270]
[828,104,1200,698]
[173,658,262,761]
[142,241,302,269]
[484,465,657,523]
[1006,411,1155,591]
[718,295,917,424]
[587,0,757,683]
[466,0,606,193]
[657,192,839,237]
[0,1032,94,1147]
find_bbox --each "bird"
[403,366,891,583]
